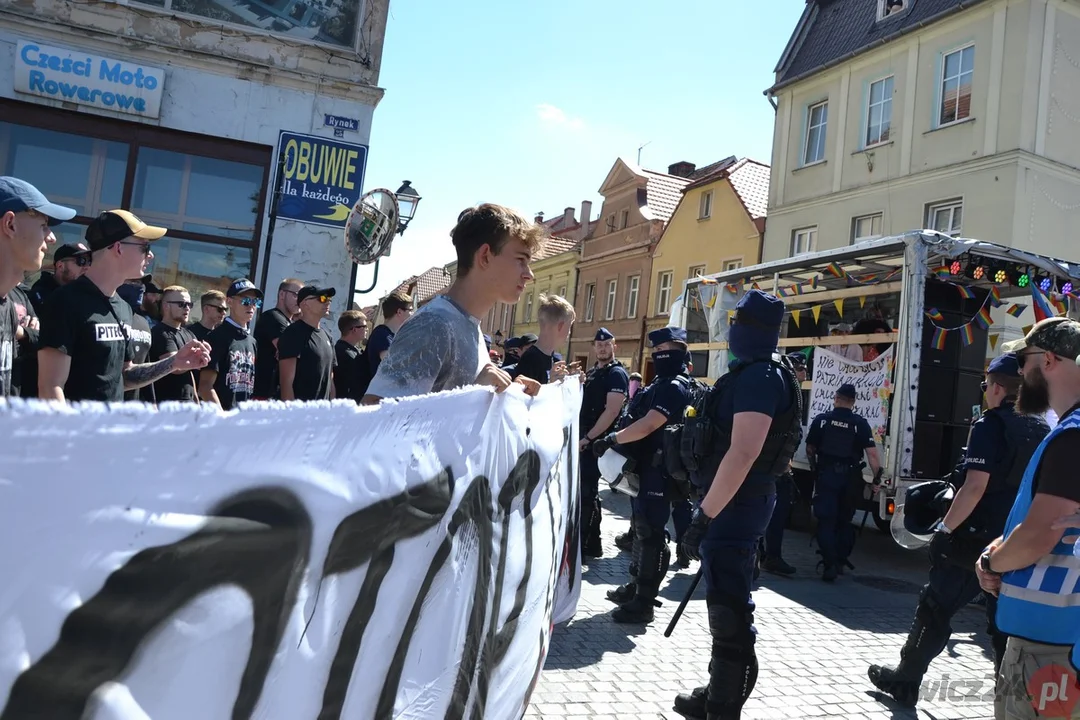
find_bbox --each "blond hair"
[537,293,576,324]
[200,289,225,307]
[162,285,189,298]
[451,203,548,275]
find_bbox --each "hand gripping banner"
[0,380,582,720]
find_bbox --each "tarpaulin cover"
[0,379,581,720]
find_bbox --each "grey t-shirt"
[366,294,488,399]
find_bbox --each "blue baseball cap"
[0,176,76,227]
[986,353,1020,377]
[594,327,615,341]
[505,337,522,349]
[648,326,688,347]
[837,383,857,399]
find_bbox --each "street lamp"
[396,181,420,235]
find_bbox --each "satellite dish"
[344,188,400,265]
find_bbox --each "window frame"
[604,278,618,320]
[864,75,895,148]
[792,226,818,255]
[699,190,713,219]
[851,213,884,243]
[620,209,630,229]
[877,0,908,21]
[722,258,744,271]
[656,270,673,316]
[937,44,975,128]
[524,292,534,322]
[926,198,964,236]
[688,264,706,278]
[802,100,829,166]
[626,274,640,319]
[584,283,596,322]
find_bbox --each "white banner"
[0,381,581,720]
[809,346,894,441]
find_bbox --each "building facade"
[0,0,389,333]
[510,236,581,355]
[764,0,1080,263]
[568,159,691,371]
[644,157,770,373]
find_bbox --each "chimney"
[668,161,696,178]
[579,200,593,240]
[563,207,575,227]
[535,212,545,223]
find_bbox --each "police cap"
[504,337,522,349]
[648,326,688,347]
[836,383,857,399]
[520,333,538,345]
[986,353,1020,377]
[734,289,785,329]
[594,327,615,342]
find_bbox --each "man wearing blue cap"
[592,326,693,623]
[805,383,882,582]
[0,177,75,397]
[578,326,630,558]
[869,352,1049,708]
[673,289,803,720]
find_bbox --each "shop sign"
[277,131,368,229]
[14,41,166,119]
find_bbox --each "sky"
[357,1,807,303]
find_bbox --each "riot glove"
[872,467,884,485]
[681,507,711,561]
[592,432,618,458]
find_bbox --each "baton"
[664,567,703,638]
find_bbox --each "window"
[877,0,906,21]
[852,213,884,242]
[723,259,744,271]
[620,209,630,229]
[656,271,673,315]
[524,293,533,322]
[699,191,713,219]
[939,46,975,126]
[803,101,828,165]
[604,279,617,320]
[792,227,818,255]
[131,0,362,49]
[927,200,963,236]
[865,76,894,147]
[689,265,706,278]
[607,215,616,233]
[557,285,566,298]
[626,275,640,318]
[0,112,268,301]
[585,283,596,322]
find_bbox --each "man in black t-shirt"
[0,177,76,397]
[367,290,413,377]
[252,277,302,400]
[9,284,39,398]
[149,285,198,403]
[200,279,260,409]
[29,242,89,313]
[507,294,575,384]
[334,309,369,402]
[187,290,226,344]
[38,210,209,403]
[279,285,336,401]
[117,277,154,401]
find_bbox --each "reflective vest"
[996,407,1080,668]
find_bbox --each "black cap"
[85,210,166,251]
[53,243,90,263]
[837,383,857,399]
[227,278,263,298]
[142,275,163,294]
[520,333,538,345]
[297,286,337,303]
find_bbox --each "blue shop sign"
[276,131,369,229]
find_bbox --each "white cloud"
[536,103,585,130]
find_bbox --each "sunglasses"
[303,294,333,304]
[119,241,153,256]
[167,301,194,309]
[208,305,227,312]
[239,297,262,308]
[1017,350,1047,369]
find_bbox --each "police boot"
[612,526,668,624]
[761,556,796,576]
[606,536,639,604]
[615,515,636,552]
[583,498,603,558]
[674,545,692,570]
[704,595,758,720]
[867,592,948,707]
[672,686,707,719]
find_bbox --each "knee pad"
[915,586,951,629]
[706,595,756,647]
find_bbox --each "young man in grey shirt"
[364,204,547,402]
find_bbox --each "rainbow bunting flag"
[956,285,976,300]
[1030,282,1060,322]
[858,273,879,284]
[959,324,975,347]
[790,284,803,296]
[933,266,952,279]
[932,327,948,351]
[926,307,945,323]
[778,286,792,298]
[975,305,993,330]
[1006,303,1026,318]
[990,286,1003,307]
[808,277,819,290]
[824,263,846,279]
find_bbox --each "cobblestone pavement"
[527,490,997,720]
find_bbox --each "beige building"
[763,0,1080,262]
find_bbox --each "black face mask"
[652,350,687,377]
[1017,366,1051,415]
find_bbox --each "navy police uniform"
[868,353,1049,707]
[594,326,692,625]
[675,290,802,720]
[805,384,875,578]
[578,327,629,557]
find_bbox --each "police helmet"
[902,480,955,535]
[597,444,640,497]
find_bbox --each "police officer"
[592,326,692,624]
[577,327,630,558]
[868,352,1049,707]
[675,290,802,720]
[805,383,882,581]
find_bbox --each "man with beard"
[868,353,1048,707]
[591,327,693,624]
[29,242,89,313]
[577,328,630,558]
[148,286,199,403]
[139,276,163,328]
[976,318,1080,720]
